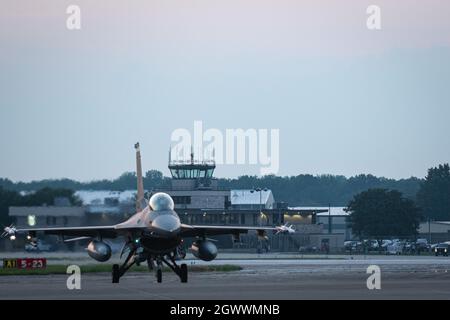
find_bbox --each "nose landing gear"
[111,246,188,284]
[156,259,163,283]
[158,252,188,283]
[180,263,188,283]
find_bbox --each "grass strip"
[0,264,242,276]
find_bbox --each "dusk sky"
[1,0,449,181]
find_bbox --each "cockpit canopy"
[149,192,174,211]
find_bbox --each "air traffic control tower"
[169,152,218,191]
[166,151,231,212]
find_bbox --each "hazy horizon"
[1,166,426,184]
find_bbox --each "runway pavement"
[1,255,450,299]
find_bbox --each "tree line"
[0,170,421,207]
[348,164,450,239]
[1,164,449,239]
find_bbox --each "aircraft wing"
[180,224,277,238]
[11,225,143,239]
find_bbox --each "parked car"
[403,241,417,254]
[344,241,363,253]
[387,240,404,255]
[434,243,449,256]
[415,238,430,253]
[363,240,380,252]
[344,241,357,252]
[381,240,393,252]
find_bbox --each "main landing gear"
[112,247,188,284]
[112,242,138,284]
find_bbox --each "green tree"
[0,187,20,226]
[145,170,163,181]
[417,164,450,221]
[21,188,81,206]
[144,170,170,189]
[347,189,422,243]
[111,172,137,190]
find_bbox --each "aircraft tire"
[112,264,120,283]
[180,264,188,283]
[157,269,162,283]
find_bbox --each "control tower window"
[168,158,216,189]
[173,196,191,205]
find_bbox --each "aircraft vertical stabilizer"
[135,142,145,211]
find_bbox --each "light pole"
[328,203,332,234]
[428,216,432,244]
[250,187,268,226]
[251,187,268,253]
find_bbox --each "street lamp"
[328,203,332,234]
[250,187,268,226]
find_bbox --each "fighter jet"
[3,143,279,283]
[275,223,296,235]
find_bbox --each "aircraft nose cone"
[152,215,181,237]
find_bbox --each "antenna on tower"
[168,146,172,165]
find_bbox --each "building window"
[27,215,36,226]
[272,213,280,225]
[173,196,191,205]
[221,213,228,224]
[224,196,230,209]
[230,214,238,225]
[206,169,214,178]
[46,216,56,225]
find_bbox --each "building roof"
[434,221,450,225]
[85,205,122,214]
[289,206,349,216]
[230,189,273,205]
[75,190,136,205]
[419,221,450,234]
[9,206,85,217]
